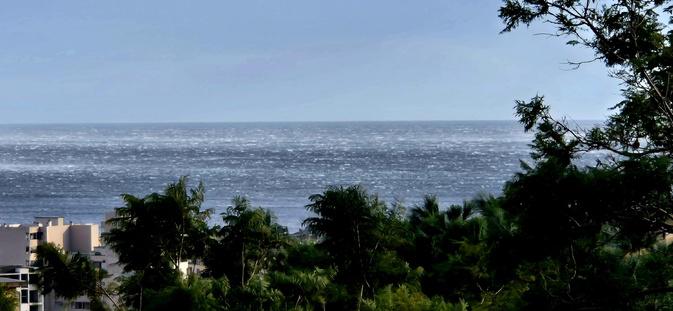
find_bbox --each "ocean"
[0,121,547,232]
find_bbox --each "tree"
[303,185,411,308]
[0,285,18,311]
[103,176,212,306]
[204,196,289,286]
[500,0,673,158]
[409,195,442,231]
[271,268,334,311]
[407,196,516,302]
[496,3,673,307]
[499,0,673,237]
[229,274,283,311]
[34,243,108,310]
[362,284,468,311]
[142,276,229,311]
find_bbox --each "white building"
[0,266,44,311]
[0,217,100,267]
[0,217,107,311]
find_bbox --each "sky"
[0,0,620,123]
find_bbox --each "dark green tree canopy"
[104,176,210,274]
[34,242,109,310]
[303,186,388,288]
[497,1,673,309]
[501,0,673,158]
[204,196,288,286]
[103,175,212,305]
[0,285,17,311]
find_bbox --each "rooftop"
[0,277,25,286]
[1,216,97,228]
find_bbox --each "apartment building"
[0,266,44,311]
[0,217,103,311]
[0,217,100,267]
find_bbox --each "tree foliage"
[103,176,211,307]
[204,196,288,285]
[35,243,108,309]
[500,0,673,159]
[303,185,414,307]
[0,285,18,311]
[495,1,673,309]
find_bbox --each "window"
[72,301,91,309]
[29,290,39,303]
[29,232,42,240]
[28,273,39,285]
[21,289,28,303]
[30,306,40,311]
[20,273,28,281]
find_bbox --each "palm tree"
[163,176,211,265]
[409,195,441,229]
[34,243,110,310]
[103,176,212,306]
[205,196,288,286]
[271,268,334,311]
[303,185,388,307]
[140,276,228,311]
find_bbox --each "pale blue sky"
[0,0,619,123]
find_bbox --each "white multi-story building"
[0,217,100,267]
[0,266,44,311]
[0,217,108,311]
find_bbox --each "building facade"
[0,266,44,311]
[0,217,103,311]
[0,217,100,267]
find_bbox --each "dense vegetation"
[0,285,17,311]
[30,0,673,309]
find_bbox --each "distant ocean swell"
[0,121,598,232]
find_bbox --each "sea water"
[0,121,583,232]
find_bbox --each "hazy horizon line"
[0,119,605,126]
